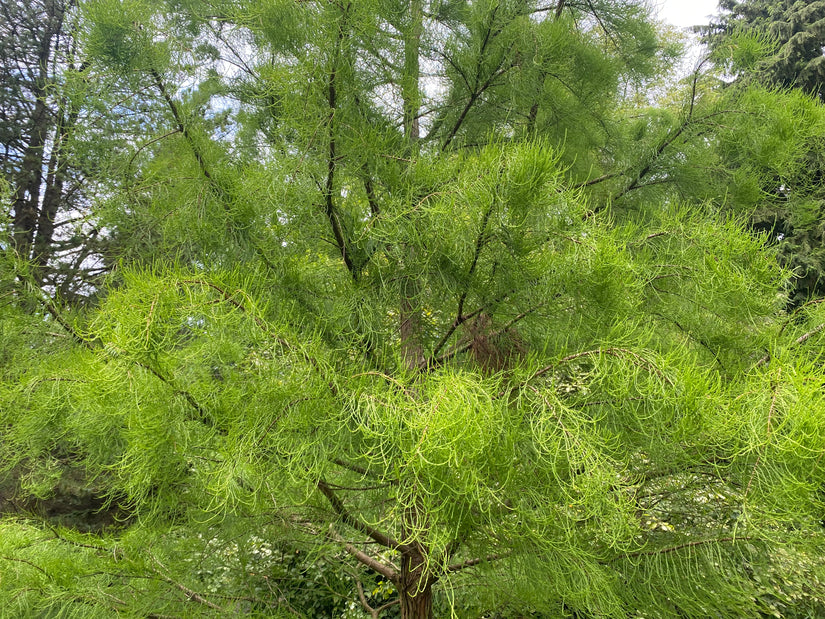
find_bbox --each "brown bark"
[399,0,424,371]
[398,551,434,619]
[10,0,65,260]
[33,94,79,269]
[11,94,49,255]
[398,583,433,619]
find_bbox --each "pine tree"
[0,0,150,301]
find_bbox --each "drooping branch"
[331,458,372,477]
[17,268,216,431]
[33,285,93,350]
[650,312,727,371]
[619,536,754,560]
[573,171,620,189]
[144,70,288,274]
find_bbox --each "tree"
[3,1,825,618]
[697,1,825,305]
[703,0,825,100]
[1,0,96,297]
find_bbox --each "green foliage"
[703,0,825,100]
[694,2,825,305]
[5,1,825,617]
[83,0,155,69]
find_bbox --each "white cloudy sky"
[654,0,720,28]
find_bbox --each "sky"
[654,0,720,29]
[653,0,721,74]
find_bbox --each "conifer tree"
[3,1,825,618]
[699,1,825,304]
[703,0,825,100]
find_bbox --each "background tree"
[3,1,825,618]
[697,0,825,305]
[703,0,825,100]
[0,0,99,297]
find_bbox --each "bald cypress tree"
[3,1,825,617]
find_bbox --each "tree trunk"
[11,0,65,259]
[398,551,434,619]
[399,582,433,619]
[399,0,424,370]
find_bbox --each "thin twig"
[446,552,509,573]
[1,556,52,579]
[355,578,379,618]
[746,370,780,497]
[755,323,825,368]
[621,536,753,560]
[148,553,223,611]
[328,528,398,583]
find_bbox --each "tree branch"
[328,528,399,583]
[149,68,230,204]
[355,578,378,618]
[426,296,549,370]
[756,323,825,368]
[430,202,496,360]
[533,347,673,386]
[446,552,509,573]
[322,8,357,277]
[620,536,753,560]
[441,6,511,151]
[1,555,52,579]
[317,479,409,553]
[148,553,224,611]
[554,0,567,21]
[746,370,780,496]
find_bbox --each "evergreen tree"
[0,0,96,296]
[703,0,825,100]
[699,1,825,304]
[3,1,825,618]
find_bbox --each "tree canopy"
[3,1,825,618]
